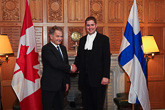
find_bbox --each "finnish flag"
[118,0,150,110]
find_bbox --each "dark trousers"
[81,84,106,110]
[42,89,65,110]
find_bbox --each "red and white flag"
[11,0,42,110]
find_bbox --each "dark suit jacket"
[41,42,70,91]
[74,32,111,87]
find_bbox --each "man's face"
[50,30,63,45]
[85,20,97,35]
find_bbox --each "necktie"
[57,46,63,60]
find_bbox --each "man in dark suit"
[74,16,111,110]
[41,26,76,110]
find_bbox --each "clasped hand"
[70,64,77,73]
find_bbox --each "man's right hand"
[70,64,77,73]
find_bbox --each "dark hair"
[85,16,97,25]
[49,26,63,35]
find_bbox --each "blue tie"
[57,46,63,60]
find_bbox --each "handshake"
[70,64,77,73]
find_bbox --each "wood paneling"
[97,27,104,34]
[0,57,17,110]
[148,55,164,81]
[148,0,164,23]
[47,0,64,22]
[0,27,21,56]
[34,27,43,52]
[0,0,21,22]
[1,84,17,109]
[29,0,43,22]
[108,0,124,23]
[108,27,123,54]
[68,0,85,22]
[148,81,165,108]
[89,0,105,23]
[0,0,165,109]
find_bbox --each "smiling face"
[50,30,63,45]
[85,20,97,35]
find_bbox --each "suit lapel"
[82,35,87,49]
[81,35,87,56]
[49,42,64,61]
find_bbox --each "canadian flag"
[11,0,42,110]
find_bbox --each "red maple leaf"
[16,45,40,83]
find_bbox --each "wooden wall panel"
[89,0,104,23]
[148,0,164,23]
[148,81,165,108]
[47,0,64,22]
[108,27,123,54]
[29,0,43,22]
[68,0,85,22]
[0,0,165,109]
[1,57,15,80]
[0,57,17,110]
[1,85,17,110]
[0,27,21,56]
[108,0,124,23]
[34,27,43,52]
[0,0,21,22]
[148,55,164,80]
[140,27,144,35]
[148,27,164,81]
[97,27,104,34]
[164,27,165,50]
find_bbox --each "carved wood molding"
[29,0,43,22]
[1,0,20,21]
[108,27,123,54]
[108,0,124,23]
[97,27,103,34]
[148,0,164,23]
[47,0,63,22]
[90,0,104,23]
[34,27,43,52]
[68,0,85,22]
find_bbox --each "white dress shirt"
[84,31,97,50]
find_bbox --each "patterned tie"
[57,46,63,60]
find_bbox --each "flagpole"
[132,104,135,110]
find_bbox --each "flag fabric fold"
[11,0,42,110]
[118,0,150,110]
